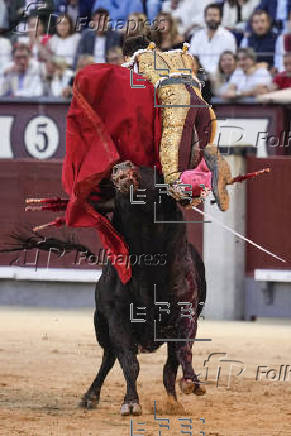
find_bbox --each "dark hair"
[13,42,31,55]
[250,8,271,23]
[228,0,248,6]
[123,35,150,57]
[93,8,109,17]
[204,3,222,17]
[237,47,257,62]
[56,13,74,36]
[218,50,237,73]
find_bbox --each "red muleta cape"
[62,63,162,284]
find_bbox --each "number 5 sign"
[24,116,59,159]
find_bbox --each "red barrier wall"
[246,156,291,274]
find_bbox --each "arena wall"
[0,99,290,320]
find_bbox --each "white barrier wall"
[204,155,246,320]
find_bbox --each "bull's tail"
[0,229,96,260]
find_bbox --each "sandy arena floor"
[0,307,290,436]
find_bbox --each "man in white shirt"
[0,43,43,97]
[190,3,236,75]
[162,0,211,35]
[222,48,272,98]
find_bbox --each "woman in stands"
[221,47,272,98]
[26,14,51,63]
[213,50,237,97]
[153,11,184,51]
[42,56,74,97]
[48,14,80,69]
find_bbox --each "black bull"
[81,166,207,416]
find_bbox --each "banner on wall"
[0,100,287,159]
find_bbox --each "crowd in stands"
[0,0,290,99]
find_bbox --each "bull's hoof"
[131,402,142,416]
[120,402,142,416]
[194,384,206,396]
[79,391,99,409]
[120,402,130,416]
[180,378,195,394]
[179,378,206,396]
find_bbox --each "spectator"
[124,13,151,39]
[75,8,121,65]
[0,34,11,72]
[62,54,95,98]
[222,47,272,98]
[107,46,124,65]
[24,14,51,62]
[190,3,236,75]
[213,50,237,96]
[222,0,260,29]
[275,10,291,71]
[0,43,43,96]
[92,0,143,23]
[42,56,73,96]
[4,1,43,36]
[272,52,291,89]
[15,0,54,34]
[153,12,184,50]
[4,1,22,34]
[48,14,80,68]
[53,0,94,30]
[0,0,11,71]
[256,0,291,32]
[162,0,211,36]
[241,9,278,69]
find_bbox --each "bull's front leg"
[118,350,141,416]
[163,342,179,399]
[108,313,142,416]
[175,314,206,396]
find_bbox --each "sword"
[191,205,287,264]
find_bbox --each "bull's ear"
[89,197,115,213]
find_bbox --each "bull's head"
[111,161,139,194]
[88,161,141,214]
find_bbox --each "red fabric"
[273,72,291,90]
[62,63,162,283]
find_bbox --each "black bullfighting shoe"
[204,144,232,212]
